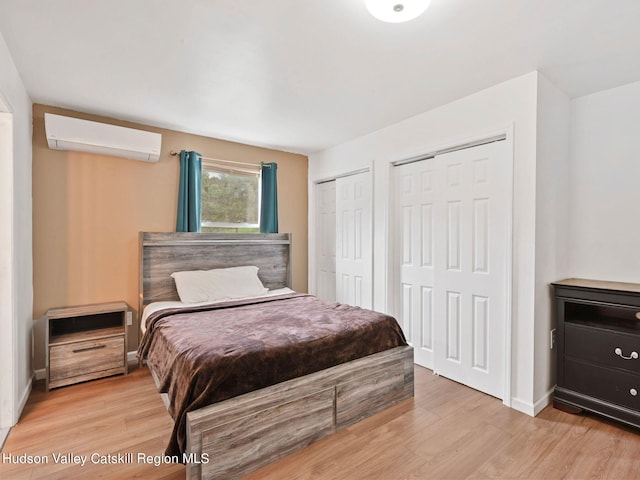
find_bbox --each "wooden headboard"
[139,232,292,314]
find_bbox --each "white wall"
[309,72,544,413]
[568,80,640,284]
[0,30,33,426]
[533,75,571,410]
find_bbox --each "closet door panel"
[394,160,436,368]
[433,141,508,399]
[394,140,510,400]
[315,181,337,302]
[335,172,372,309]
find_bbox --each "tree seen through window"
[201,169,259,232]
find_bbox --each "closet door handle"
[631,388,638,397]
[614,347,638,360]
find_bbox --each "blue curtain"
[260,162,278,233]
[176,150,202,232]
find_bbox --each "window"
[201,161,260,233]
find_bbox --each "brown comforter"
[137,293,407,456]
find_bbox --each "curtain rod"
[169,150,270,168]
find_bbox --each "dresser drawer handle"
[631,389,638,397]
[614,347,639,360]
[72,344,107,354]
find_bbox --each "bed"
[138,232,414,480]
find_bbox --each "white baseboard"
[15,378,32,423]
[510,388,554,417]
[0,427,9,450]
[128,351,138,363]
[510,397,535,416]
[534,388,553,415]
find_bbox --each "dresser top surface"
[553,278,640,294]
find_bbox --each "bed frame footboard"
[184,345,414,480]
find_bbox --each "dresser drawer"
[49,335,125,382]
[565,323,640,373]
[564,359,640,411]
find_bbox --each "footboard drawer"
[199,388,335,480]
[336,360,407,428]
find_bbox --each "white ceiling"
[1,0,639,155]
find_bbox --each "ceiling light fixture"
[365,0,431,23]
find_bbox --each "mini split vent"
[44,113,162,162]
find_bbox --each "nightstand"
[45,302,129,390]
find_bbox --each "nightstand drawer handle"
[631,389,638,397]
[614,348,638,360]
[72,344,107,354]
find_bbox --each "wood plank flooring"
[2,365,640,479]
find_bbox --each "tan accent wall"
[32,104,308,367]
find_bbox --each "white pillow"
[171,265,268,303]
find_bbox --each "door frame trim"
[314,167,371,185]
[391,133,508,168]
[0,91,17,429]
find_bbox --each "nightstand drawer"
[49,335,125,382]
[565,323,640,373]
[564,359,640,411]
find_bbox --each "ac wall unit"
[44,113,162,162]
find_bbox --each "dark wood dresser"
[553,278,640,428]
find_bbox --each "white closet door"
[394,141,509,399]
[394,159,436,367]
[433,141,509,399]
[315,181,336,302]
[336,172,373,309]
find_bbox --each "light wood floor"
[2,365,640,480]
